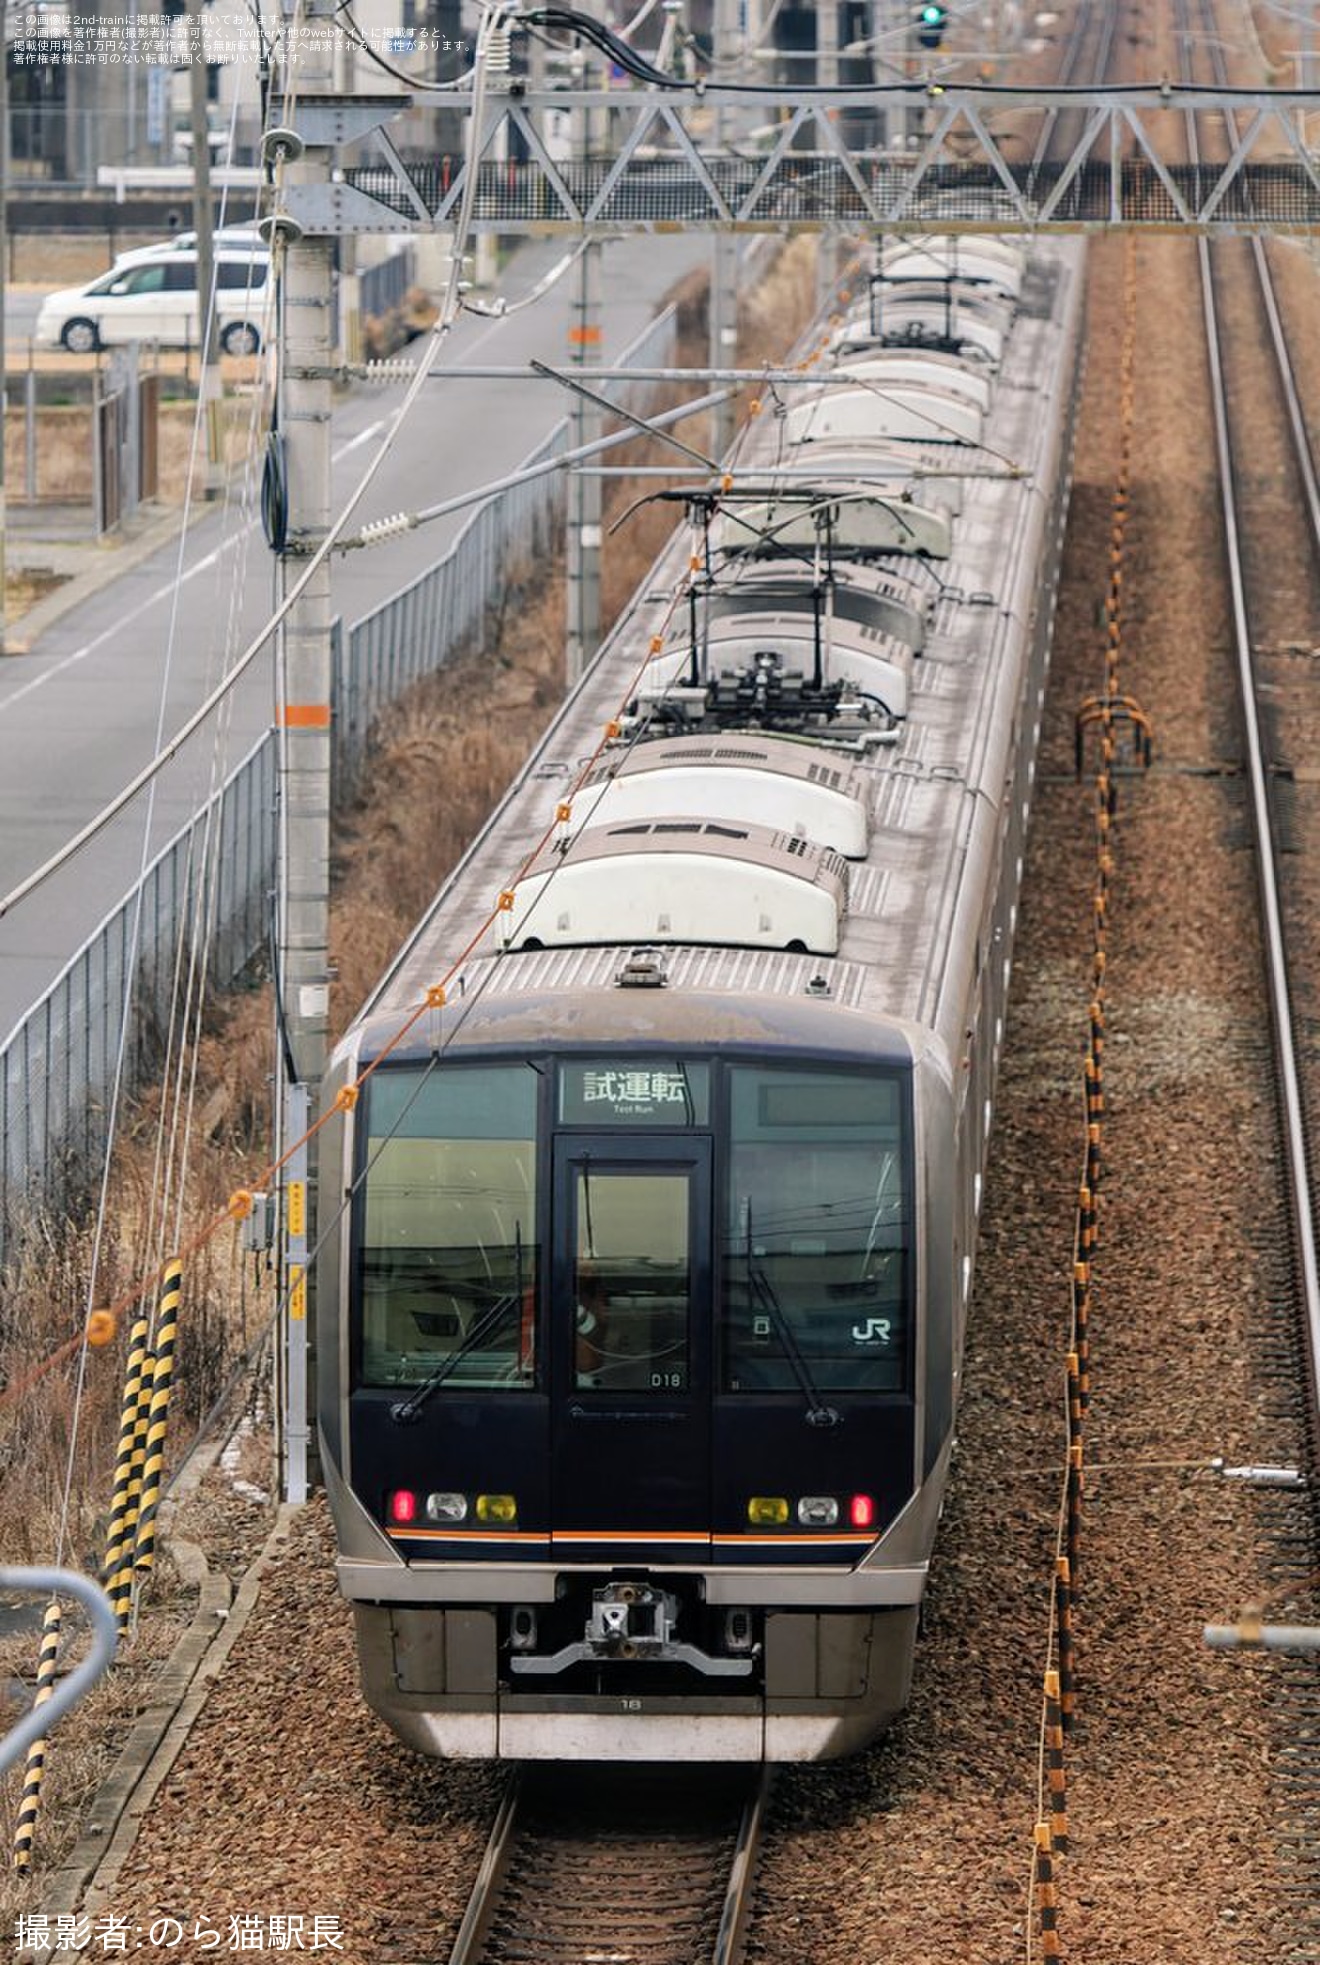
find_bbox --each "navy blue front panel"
[549,1134,713,1555]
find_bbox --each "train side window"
[721,1064,910,1395]
[356,1063,540,1390]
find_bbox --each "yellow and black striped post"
[1034,1820,1063,1961]
[1055,1557,1078,1732]
[104,1311,151,1631]
[1044,1668,1068,1852]
[1072,1260,1091,1414]
[1066,1352,1083,1449]
[134,1259,181,1582]
[1077,1183,1096,1265]
[1066,1440,1085,1579]
[123,1336,157,1592]
[12,1601,61,1872]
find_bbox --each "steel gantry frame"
[276,84,1320,238]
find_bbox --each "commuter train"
[316,231,1087,1761]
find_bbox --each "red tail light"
[849,1493,876,1530]
[388,1489,418,1525]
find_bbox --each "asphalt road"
[0,232,711,1040]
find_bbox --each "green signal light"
[915,2,948,45]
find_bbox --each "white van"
[124,226,268,261]
[35,252,272,356]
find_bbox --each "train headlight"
[387,1489,418,1525]
[797,1496,839,1527]
[426,1491,468,1523]
[747,1496,790,1526]
[475,1493,518,1524]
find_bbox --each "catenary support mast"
[273,0,337,1501]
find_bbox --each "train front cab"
[329,1031,953,1760]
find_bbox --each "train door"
[549,1136,712,1548]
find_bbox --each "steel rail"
[1024,0,1121,181]
[1185,0,1320,1452]
[712,1767,774,1965]
[446,1772,522,1965]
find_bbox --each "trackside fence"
[0,305,677,1264]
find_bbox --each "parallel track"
[1177,1,1320,1952]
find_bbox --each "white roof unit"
[574,733,870,858]
[764,447,968,517]
[501,819,848,955]
[719,488,953,560]
[786,384,983,448]
[837,305,1006,367]
[879,238,1024,295]
[832,352,992,414]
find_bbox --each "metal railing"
[1,734,276,1254]
[359,246,418,323]
[0,305,677,1260]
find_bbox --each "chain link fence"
[0,305,677,1264]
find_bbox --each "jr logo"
[851,1316,893,1345]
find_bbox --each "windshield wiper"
[390,1289,521,1424]
[743,1209,840,1429]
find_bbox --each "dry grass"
[4,569,69,622]
[0,242,822,1899]
[5,396,271,508]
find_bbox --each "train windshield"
[721,1065,909,1394]
[357,1062,539,1389]
[353,1055,908,1396]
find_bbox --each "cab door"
[550,1136,711,1553]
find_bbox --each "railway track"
[1175,0,1320,1952]
[446,1766,771,1965]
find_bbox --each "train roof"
[339,236,1086,1077]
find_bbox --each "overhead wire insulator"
[487,22,512,71]
[355,512,417,549]
[359,359,418,385]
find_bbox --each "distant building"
[5,0,468,189]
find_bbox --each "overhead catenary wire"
[45,61,294,1587]
[0,182,883,1405]
[0,1,510,933]
[149,85,285,1280]
[0,427,716,1405]
[0,328,1019,925]
[326,0,483,93]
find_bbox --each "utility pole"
[186,0,221,494]
[816,0,840,312]
[710,0,739,459]
[565,43,602,687]
[271,0,336,1501]
[1,0,8,660]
